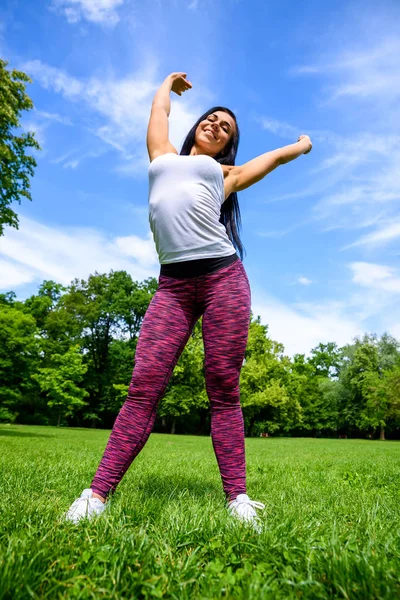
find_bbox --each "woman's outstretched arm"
[225,135,312,194]
[146,72,192,162]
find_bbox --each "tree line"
[1,271,399,439]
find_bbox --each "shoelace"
[229,494,265,519]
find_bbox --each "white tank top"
[148,153,236,264]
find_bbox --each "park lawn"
[0,425,399,599]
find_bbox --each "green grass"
[0,425,399,599]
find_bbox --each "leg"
[91,276,198,498]
[200,261,251,501]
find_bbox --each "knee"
[127,370,165,406]
[205,365,240,398]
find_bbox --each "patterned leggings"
[91,259,251,501]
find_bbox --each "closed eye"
[208,115,231,134]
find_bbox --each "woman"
[66,72,312,529]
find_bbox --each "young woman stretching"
[66,72,312,529]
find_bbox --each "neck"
[189,144,215,158]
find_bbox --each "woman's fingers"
[170,73,193,96]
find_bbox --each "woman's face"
[194,111,236,156]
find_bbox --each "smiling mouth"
[204,129,217,140]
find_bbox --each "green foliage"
[0,304,39,421]
[1,427,400,599]
[309,341,341,378]
[359,364,400,439]
[55,271,157,424]
[0,59,41,234]
[32,345,89,426]
[337,334,400,438]
[1,272,400,437]
[240,317,301,435]
[160,320,208,432]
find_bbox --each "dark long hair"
[180,106,245,260]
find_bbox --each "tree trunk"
[171,418,176,435]
[248,416,257,436]
[57,411,61,427]
[161,416,167,432]
[380,426,385,441]
[196,410,208,435]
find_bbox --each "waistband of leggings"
[160,252,239,279]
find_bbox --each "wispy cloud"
[297,276,312,286]
[252,291,362,356]
[283,9,400,248]
[0,259,35,289]
[346,222,400,249]
[63,159,79,169]
[255,222,303,239]
[23,59,204,172]
[312,135,400,241]
[35,110,72,125]
[253,265,400,355]
[263,38,400,246]
[350,262,400,293]
[0,216,159,291]
[292,37,400,107]
[51,0,124,26]
[260,118,299,139]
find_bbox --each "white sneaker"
[228,494,265,532]
[64,489,106,524]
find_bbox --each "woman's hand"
[297,135,312,154]
[167,72,192,96]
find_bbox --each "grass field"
[0,425,399,599]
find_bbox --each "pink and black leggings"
[91,258,251,501]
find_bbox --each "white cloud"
[260,118,299,139]
[347,222,400,249]
[256,224,300,239]
[23,60,202,170]
[51,0,124,26]
[297,276,312,285]
[292,37,400,105]
[285,16,400,248]
[114,235,159,265]
[252,291,362,356]
[350,262,400,293]
[35,110,72,125]
[251,261,400,355]
[63,159,79,169]
[0,259,35,289]
[25,60,84,98]
[0,216,159,292]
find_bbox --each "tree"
[32,345,89,426]
[60,271,157,425]
[339,334,400,438]
[240,317,301,434]
[377,333,400,371]
[309,342,341,378]
[359,362,400,440]
[0,304,39,422]
[0,59,40,235]
[159,320,208,434]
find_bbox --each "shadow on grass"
[135,472,222,501]
[0,429,54,438]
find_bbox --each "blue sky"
[1,0,400,355]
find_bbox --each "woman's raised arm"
[146,72,192,162]
[225,135,312,195]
